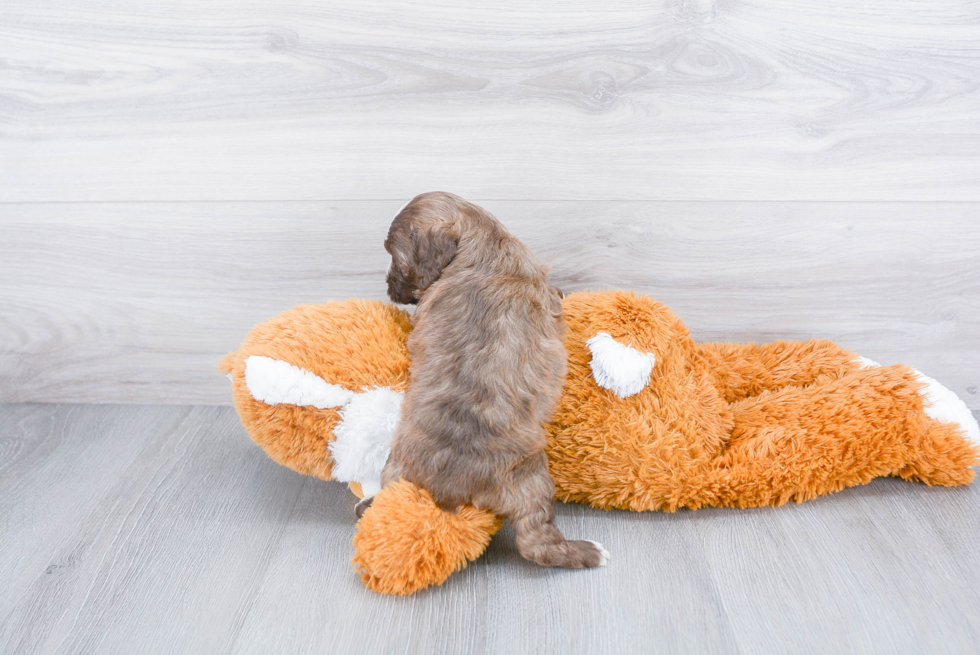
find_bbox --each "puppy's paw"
[566,539,610,568]
[585,540,610,567]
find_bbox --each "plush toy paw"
[352,479,502,595]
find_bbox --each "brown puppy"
[373,191,607,569]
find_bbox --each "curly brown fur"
[379,192,606,569]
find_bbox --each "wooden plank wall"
[1,0,978,406]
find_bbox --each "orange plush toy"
[220,291,979,595]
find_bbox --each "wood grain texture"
[0,404,307,655]
[1,0,979,201]
[1,201,977,407]
[1,404,979,654]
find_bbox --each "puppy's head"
[384,192,465,304]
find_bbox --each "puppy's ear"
[410,222,458,299]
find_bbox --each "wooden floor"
[2,402,979,655]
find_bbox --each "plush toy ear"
[586,332,657,398]
[352,479,501,595]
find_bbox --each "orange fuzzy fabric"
[223,290,978,594]
[352,479,501,595]
[546,291,977,511]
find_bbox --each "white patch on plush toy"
[912,369,980,448]
[244,355,354,409]
[586,332,657,399]
[854,356,881,369]
[329,387,404,496]
[243,355,406,495]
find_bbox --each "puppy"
[370,191,607,569]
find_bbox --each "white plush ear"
[586,332,657,399]
[244,355,354,409]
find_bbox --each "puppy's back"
[395,217,567,508]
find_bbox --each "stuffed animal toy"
[219,291,979,595]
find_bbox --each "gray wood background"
[2,201,978,405]
[1,0,978,406]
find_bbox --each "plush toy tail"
[352,479,502,595]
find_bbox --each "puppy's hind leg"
[511,505,610,568]
[499,454,609,569]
